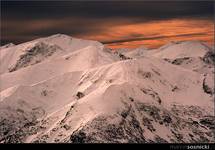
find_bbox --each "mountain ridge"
[0,34,214,143]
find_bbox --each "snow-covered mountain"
[0,34,214,143]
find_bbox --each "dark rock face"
[70,116,146,143]
[142,116,155,132]
[202,77,213,95]
[163,115,172,124]
[119,53,131,60]
[113,52,131,60]
[140,88,162,104]
[69,102,214,143]
[8,42,59,72]
[138,70,152,79]
[203,51,215,65]
[70,131,87,143]
[76,92,85,99]
[164,58,172,63]
[0,106,46,143]
[199,116,215,130]
[129,97,134,102]
[41,90,48,96]
[171,57,191,65]
[172,86,179,92]
[70,103,146,143]
[0,118,39,143]
[1,101,214,143]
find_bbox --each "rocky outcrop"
[8,42,60,72]
[202,76,213,96]
[68,102,214,143]
[203,51,215,65]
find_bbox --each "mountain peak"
[153,40,212,59]
[0,43,15,50]
[43,33,72,40]
[38,34,103,52]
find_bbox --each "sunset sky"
[1,1,214,49]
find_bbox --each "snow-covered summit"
[37,34,104,52]
[153,40,212,59]
[0,43,15,50]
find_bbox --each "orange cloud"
[1,17,214,49]
[78,18,214,49]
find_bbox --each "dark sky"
[1,0,214,48]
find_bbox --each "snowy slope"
[121,47,148,58]
[0,35,214,143]
[0,34,103,75]
[152,41,212,59]
[134,41,215,74]
[0,45,119,92]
